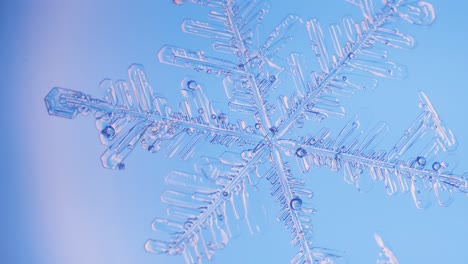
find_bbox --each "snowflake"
[44,0,467,263]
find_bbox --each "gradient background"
[2,0,468,263]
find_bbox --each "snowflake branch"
[275,4,397,139]
[146,142,269,260]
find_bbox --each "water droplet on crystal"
[184,221,192,229]
[306,103,315,111]
[348,52,355,59]
[101,125,115,139]
[416,156,426,166]
[117,163,125,170]
[211,114,217,119]
[187,80,198,90]
[296,148,307,158]
[241,150,254,161]
[269,126,278,134]
[198,108,204,114]
[221,191,229,199]
[255,123,261,129]
[269,75,276,82]
[335,153,342,160]
[290,197,303,210]
[352,121,358,128]
[309,138,317,145]
[342,76,347,81]
[218,113,227,122]
[432,161,441,171]
[77,106,88,114]
[356,167,363,174]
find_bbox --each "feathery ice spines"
[282,91,467,208]
[146,146,269,263]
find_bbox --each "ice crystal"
[374,234,399,264]
[45,0,467,263]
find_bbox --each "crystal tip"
[44,87,80,119]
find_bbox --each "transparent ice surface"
[43,0,468,263]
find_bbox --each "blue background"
[2,0,467,263]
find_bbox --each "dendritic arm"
[159,0,304,134]
[275,0,436,138]
[268,147,346,264]
[146,143,269,263]
[279,92,467,208]
[45,64,263,169]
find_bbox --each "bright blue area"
[2,0,468,263]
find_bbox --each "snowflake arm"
[158,0,305,134]
[269,147,345,264]
[279,92,467,208]
[275,0,436,139]
[45,64,263,169]
[145,143,269,262]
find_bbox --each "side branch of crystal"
[146,143,269,262]
[279,92,467,208]
[45,64,263,169]
[159,0,308,136]
[275,0,435,139]
[269,148,345,264]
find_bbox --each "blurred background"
[2,0,467,263]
